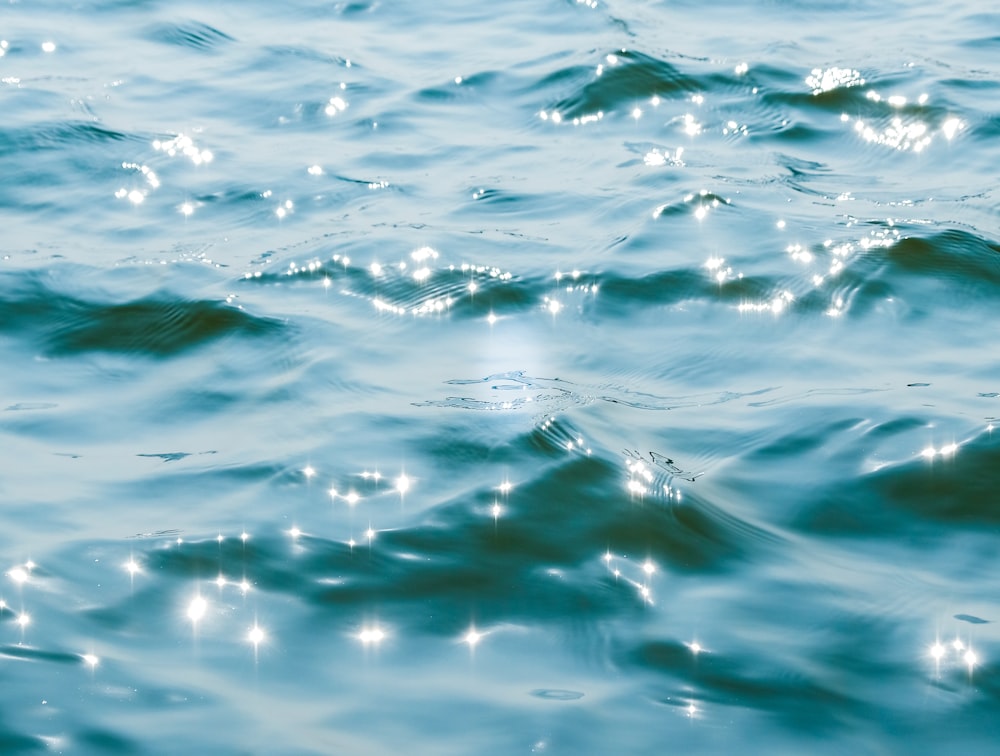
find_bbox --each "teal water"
[2,1,999,753]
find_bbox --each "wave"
[0,269,284,358]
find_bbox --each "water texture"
[1,0,998,753]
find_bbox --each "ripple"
[144,20,236,52]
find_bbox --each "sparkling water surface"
[2,0,999,753]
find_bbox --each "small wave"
[543,49,700,121]
[144,20,236,52]
[0,271,284,358]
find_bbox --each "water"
[1,0,999,752]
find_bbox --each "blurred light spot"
[358,627,385,644]
[308,165,323,175]
[942,117,963,140]
[187,596,207,623]
[682,113,701,136]
[325,96,347,116]
[411,246,438,262]
[248,625,266,647]
[8,567,28,584]
[41,41,56,53]
[395,474,411,495]
[82,653,99,668]
[964,648,978,670]
[17,613,30,628]
[464,628,482,647]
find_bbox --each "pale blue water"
[1,1,999,753]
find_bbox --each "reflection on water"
[1,0,999,752]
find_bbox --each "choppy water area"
[2,0,999,752]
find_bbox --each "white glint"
[82,654,99,668]
[248,625,266,647]
[964,649,978,670]
[942,117,963,140]
[41,41,56,53]
[187,596,207,623]
[325,96,347,116]
[464,628,482,647]
[358,627,385,644]
[395,474,411,495]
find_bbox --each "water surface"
[1,0,999,753]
